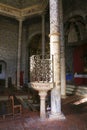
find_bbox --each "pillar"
[39,91,47,120]
[49,0,65,120]
[17,19,23,88]
[59,0,66,98]
[42,14,45,58]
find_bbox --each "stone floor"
[0,95,87,130]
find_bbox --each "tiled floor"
[0,95,87,130]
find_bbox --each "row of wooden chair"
[0,95,22,119]
[9,95,22,116]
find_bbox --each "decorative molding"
[21,5,42,17]
[0,1,48,20]
[49,32,60,37]
[0,3,20,18]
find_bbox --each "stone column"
[17,19,23,88]
[59,0,66,98]
[49,0,65,120]
[39,91,47,120]
[42,14,45,57]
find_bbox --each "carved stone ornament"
[0,0,48,20]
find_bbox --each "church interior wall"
[0,17,19,86]
[22,20,49,84]
[0,0,87,87]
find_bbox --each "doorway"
[0,61,7,88]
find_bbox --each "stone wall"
[0,15,49,86]
[0,0,87,87]
[0,17,18,86]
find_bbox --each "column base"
[40,117,46,121]
[61,95,67,99]
[49,112,66,120]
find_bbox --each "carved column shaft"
[49,0,60,84]
[17,19,22,88]
[59,0,66,98]
[49,0,65,120]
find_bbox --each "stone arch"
[64,10,86,23]
[28,32,50,56]
[64,15,86,44]
[25,32,50,82]
[64,15,86,79]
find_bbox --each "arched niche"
[28,33,50,56]
[64,15,86,45]
[0,60,7,88]
[27,33,50,82]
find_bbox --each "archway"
[64,15,87,85]
[28,33,49,56]
[28,33,50,82]
[0,60,7,89]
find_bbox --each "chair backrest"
[9,95,22,115]
[9,95,21,106]
[9,96,14,108]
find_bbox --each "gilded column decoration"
[59,0,66,98]
[49,0,65,120]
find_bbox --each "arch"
[0,60,7,88]
[27,32,50,56]
[25,32,50,82]
[28,31,42,45]
[64,15,86,44]
[64,10,86,23]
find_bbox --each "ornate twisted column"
[17,19,23,88]
[49,0,65,120]
[59,0,66,98]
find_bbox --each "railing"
[30,55,53,82]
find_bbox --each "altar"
[74,73,87,85]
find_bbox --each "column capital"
[49,32,60,37]
[41,11,46,16]
[16,16,25,22]
[39,91,47,99]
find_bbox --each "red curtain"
[73,45,86,85]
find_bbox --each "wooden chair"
[9,96,22,117]
[0,99,13,120]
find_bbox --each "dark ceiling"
[0,0,46,9]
